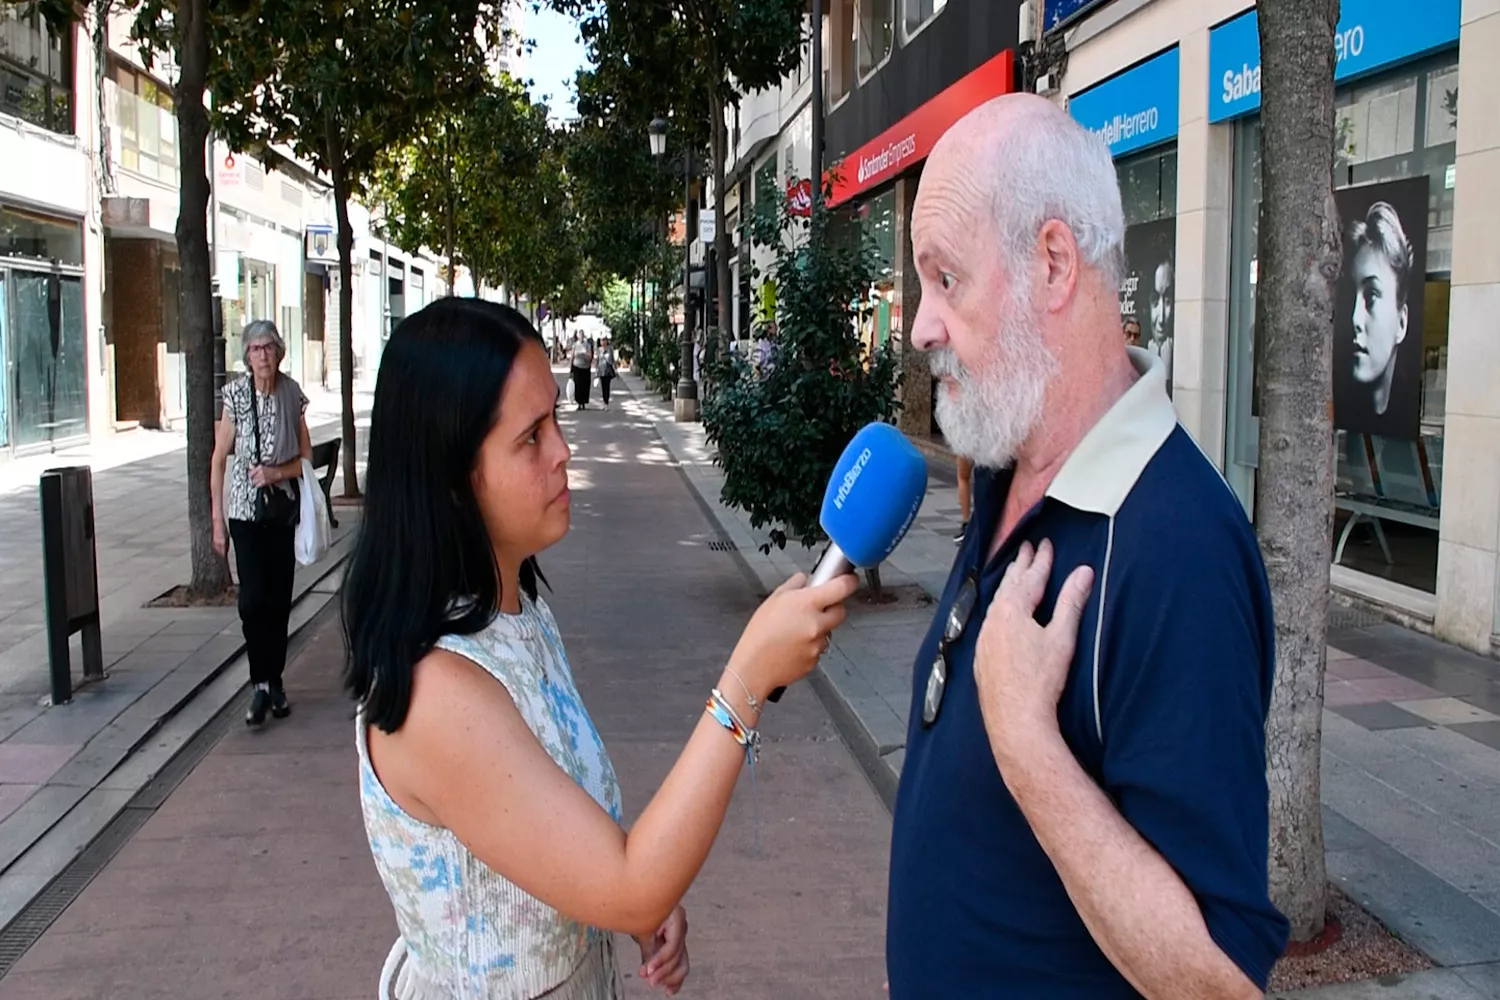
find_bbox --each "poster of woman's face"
[1119,218,1176,393]
[1332,177,1428,441]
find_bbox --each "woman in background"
[570,334,594,411]
[211,320,311,726]
[596,337,617,410]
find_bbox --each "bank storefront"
[1069,46,1181,392]
[1213,0,1462,608]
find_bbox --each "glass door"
[0,270,9,450]
[10,269,88,450]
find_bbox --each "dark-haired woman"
[344,298,855,999]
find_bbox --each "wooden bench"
[310,438,341,529]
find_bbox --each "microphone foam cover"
[820,422,929,569]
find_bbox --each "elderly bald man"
[886,94,1288,997]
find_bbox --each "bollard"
[39,467,104,705]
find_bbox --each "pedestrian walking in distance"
[570,333,593,410]
[343,298,856,1000]
[596,337,617,410]
[211,320,312,727]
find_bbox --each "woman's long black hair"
[343,297,548,733]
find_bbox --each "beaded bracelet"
[706,688,764,853]
[706,689,761,762]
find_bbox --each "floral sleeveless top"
[357,596,624,999]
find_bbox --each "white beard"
[930,296,1058,470]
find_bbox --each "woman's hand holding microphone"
[718,571,860,719]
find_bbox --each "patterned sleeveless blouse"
[357,595,625,999]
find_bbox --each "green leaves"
[701,192,903,553]
[371,75,558,296]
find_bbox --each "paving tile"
[1325,656,1398,682]
[1450,721,1500,753]
[1396,697,1500,726]
[0,743,81,783]
[1330,701,1433,731]
[0,784,41,823]
[1338,675,1444,704]
[133,633,212,655]
[1380,654,1500,698]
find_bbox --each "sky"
[521,5,591,124]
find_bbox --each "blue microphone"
[767,422,929,702]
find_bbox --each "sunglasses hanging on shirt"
[923,573,979,727]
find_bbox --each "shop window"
[858,0,894,79]
[1225,54,1458,594]
[0,6,72,135]
[793,15,811,88]
[0,205,84,266]
[904,0,948,39]
[1115,148,1178,389]
[108,58,178,186]
[828,0,856,106]
[753,156,778,221]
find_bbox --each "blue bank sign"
[1209,0,1461,123]
[1044,0,1113,32]
[1069,48,1180,159]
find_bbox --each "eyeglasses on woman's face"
[922,573,979,727]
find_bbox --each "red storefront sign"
[827,49,1016,208]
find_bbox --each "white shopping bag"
[295,458,332,566]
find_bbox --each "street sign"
[1044,0,1113,32]
[699,211,717,244]
[215,152,243,188]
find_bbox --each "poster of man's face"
[1119,218,1176,393]
[1332,177,1427,441]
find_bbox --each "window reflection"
[1227,56,1458,593]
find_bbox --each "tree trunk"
[1255,0,1341,943]
[710,88,732,342]
[174,0,230,599]
[327,110,362,498]
[445,119,457,290]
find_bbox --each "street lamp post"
[649,115,699,422]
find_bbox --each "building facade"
[722,0,1026,440]
[1054,0,1497,653]
[721,0,1499,654]
[1,5,105,457]
[0,6,446,458]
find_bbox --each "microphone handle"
[766,544,853,703]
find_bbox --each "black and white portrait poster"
[1333,177,1428,441]
[1119,218,1176,394]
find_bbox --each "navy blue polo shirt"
[887,350,1289,996]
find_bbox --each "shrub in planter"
[701,190,901,556]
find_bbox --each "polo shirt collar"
[1044,347,1177,517]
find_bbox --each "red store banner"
[827,49,1016,208]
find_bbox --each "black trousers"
[571,365,591,405]
[598,374,614,405]
[229,518,296,686]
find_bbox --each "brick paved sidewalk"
[0,399,367,945]
[0,370,893,999]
